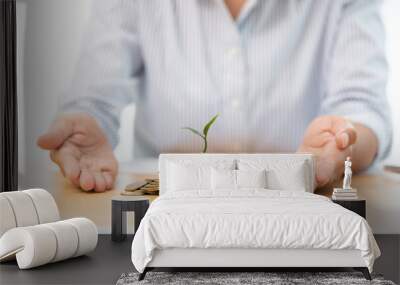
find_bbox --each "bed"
[131,154,380,281]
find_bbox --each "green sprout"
[182,114,219,153]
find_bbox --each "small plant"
[182,114,219,153]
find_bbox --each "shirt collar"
[236,0,258,25]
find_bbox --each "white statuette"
[342,157,352,190]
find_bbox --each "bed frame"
[139,248,371,280]
[138,154,372,281]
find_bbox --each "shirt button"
[231,98,241,109]
[225,47,239,58]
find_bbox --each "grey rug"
[117,272,396,285]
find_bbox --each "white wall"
[17,0,399,233]
[17,0,135,189]
[17,0,93,188]
[382,0,400,163]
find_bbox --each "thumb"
[37,117,74,150]
[335,127,357,150]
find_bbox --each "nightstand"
[332,199,366,218]
[111,196,150,242]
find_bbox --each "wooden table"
[51,168,400,234]
[51,171,158,234]
[316,170,400,234]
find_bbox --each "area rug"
[116,272,396,285]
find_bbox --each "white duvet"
[131,190,380,273]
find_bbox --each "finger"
[335,128,357,149]
[50,149,81,186]
[50,151,66,178]
[50,150,65,175]
[93,172,106,192]
[315,154,341,187]
[49,150,58,164]
[103,172,114,190]
[310,116,335,134]
[37,117,74,150]
[315,158,334,187]
[329,117,356,149]
[80,169,95,191]
[62,156,81,187]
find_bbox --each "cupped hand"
[37,113,118,192]
[297,115,357,188]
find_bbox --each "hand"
[37,113,118,192]
[297,115,357,188]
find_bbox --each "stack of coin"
[142,179,159,195]
[121,178,159,196]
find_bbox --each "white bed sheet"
[131,190,380,273]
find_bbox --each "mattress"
[131,190,380,273]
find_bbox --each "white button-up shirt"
[63,0,392,159]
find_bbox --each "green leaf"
[202,114,219,137]
[182,127,204,138]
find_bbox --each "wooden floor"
[0,235,398,285]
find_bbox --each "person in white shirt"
[38,0,392,192]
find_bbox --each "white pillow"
[267,162,307,191]
[167,162,211,191]
[238,159,308,191]
[237,169,267,188]
[211,168,236,189]
[165,159,235,192]
[211,169,267,190]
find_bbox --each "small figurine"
[332,157,358,200]
[342,157,352,190]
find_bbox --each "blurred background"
[16,0,399,189]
